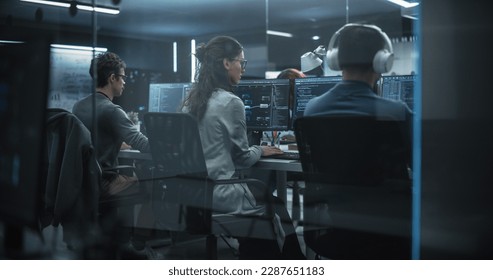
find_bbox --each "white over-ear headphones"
[326,23,394,73]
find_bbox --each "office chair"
[43,108,149,256]
[144,112,279,259]
[294,115,412,259]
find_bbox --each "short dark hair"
[338,25,385,71]
[89,52,126,88]
[277,68,306,79]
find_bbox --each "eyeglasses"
[233,59,248,70]
[115,74,127,82]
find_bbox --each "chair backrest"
[44,108,100,247]
[294,115,412,259]
[295,115,411,186]
[144,112,212,234]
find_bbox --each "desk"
[118,149,152,161]
[254,158,301,173]
[118,150,153,182]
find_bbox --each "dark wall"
[421,0,493,259]
[99,36,171,72]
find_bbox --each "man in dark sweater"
[73,52,150,196]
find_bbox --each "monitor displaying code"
[233,79,291,131]
[379,75,416,110]
[148,83,191,113]
[292,76,342,127]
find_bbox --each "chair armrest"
[103,165,135,175]
[102,165,136,179]
[103,165,135,172]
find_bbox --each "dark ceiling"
[1,0,406,40]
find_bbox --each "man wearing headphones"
[304,23,413,121]
[301,23,414,259]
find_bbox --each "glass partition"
[0,0,421,260]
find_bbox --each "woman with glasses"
[182,36,305,259]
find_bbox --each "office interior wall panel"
[421,0,493,259]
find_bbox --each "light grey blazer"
[185,88,263,214]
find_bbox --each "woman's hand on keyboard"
[261,145,283,156]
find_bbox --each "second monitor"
[148,83,191,113]
[379,75,415,111]
[233,79,291,131]
[292,76,342,127]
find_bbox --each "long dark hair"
[182,36,243,120]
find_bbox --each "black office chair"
[43,108,149,256]
[43,109,100,250]
[294,115,412,259]
[144,112,279,259]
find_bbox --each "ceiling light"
[401,14,418,20]
[21,0,68,8]
[191,39,196,82]
[266,30,293,38]
[77,5,119,15]
[51,44,107,52]
[312,35,320,41]
[173,42,177,73]
[386,0,419,8]
[0,40,25,44]
[20,0,120,15]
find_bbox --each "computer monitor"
[148,83,191,113]
[379,75,416,110]
[113,68,166,114]
[292,76,342,127]
[0,36,51,228]
[233,79,291,131]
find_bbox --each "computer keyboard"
[262,151,300,160]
